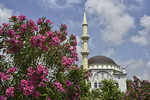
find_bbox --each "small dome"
[88,55,117,66]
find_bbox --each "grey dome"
[88,55,117,66]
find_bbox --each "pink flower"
[10,15,17,19]
[21,24,27,29]
[28,19,35,27]
[63,30,68,35]
[71,34,76,40]
[53,82,64,92]
[61,24,67,30]
[15,35,21,39]
[66,80,72,86]
[23,86,34,96]
[33,91,40,98]
[1,75,10,81]
[0,72,4,78]
[6,87,14,97]
[2,23,10,27]
[37,18,43,25]
[47,98,51,100]
[61,56,75,67]
[27,67,35,77]
[7,30,15,37]
[37,64,44,75]
[18,15,26,21]
[38,34,46,43]
[126,91,130,96]
[0,95,7,100]
[37,82,47,87]
[32,25,38,31]
[46,31,53,38]
[46,19,53,24]
[30,36,38,47]
[21,79,29,87]
[7,67,17,73]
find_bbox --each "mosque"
[80,11,127,92]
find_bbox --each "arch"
[92,71,113,81]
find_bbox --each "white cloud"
[85,0,135,46]
[138,60,150,81]
[102,48,115,57]
[64,20,82,34]
[120,59,145,79]
[37,0,81,10]
[0,3,13,25]
[123,59,144,70]
[131,15,150,46]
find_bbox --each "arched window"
[94,82,97,88]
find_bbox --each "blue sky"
[0,0,150,80]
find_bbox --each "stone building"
[81,11,127,92]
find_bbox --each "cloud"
[123,59,144,70]
[120,59,145,79]
[85,0,135,46]
[64,20,82,35]
[138,60,150,81]
[131,15,150,46]
[37,0,81,10]
[76,36,82,65]
[0,3,13,25]
[102,48,115,57]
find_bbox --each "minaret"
[81,11,90,70]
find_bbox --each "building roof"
[88,55,117,66]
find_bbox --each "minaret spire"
[83,10,88,25]
[81,11,90,70]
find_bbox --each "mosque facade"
[81,11,127,92]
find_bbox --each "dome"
[88,55,117,66]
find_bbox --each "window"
[97,74,99,79]
[89,82,91,87]
[94,82,97,88]
[99,82,101,88]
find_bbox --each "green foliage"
[100,79,122,100]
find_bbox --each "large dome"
[88,55,117,66]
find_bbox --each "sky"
[0,0,150,81]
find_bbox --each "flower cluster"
[0,15,89,100]
[53,82,65,93]
[0,67,17,81]
[6,87,14,97]
[66,80,72,86]
[18,64,48,97]
[62,56,75,71]
[30,34,49,51]
[123,76,150,100]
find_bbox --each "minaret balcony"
[81,35,90,40]
[81,50,90,55]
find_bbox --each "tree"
[100,79,122,100]
[122,76,150,100]
[0,15,89,100]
